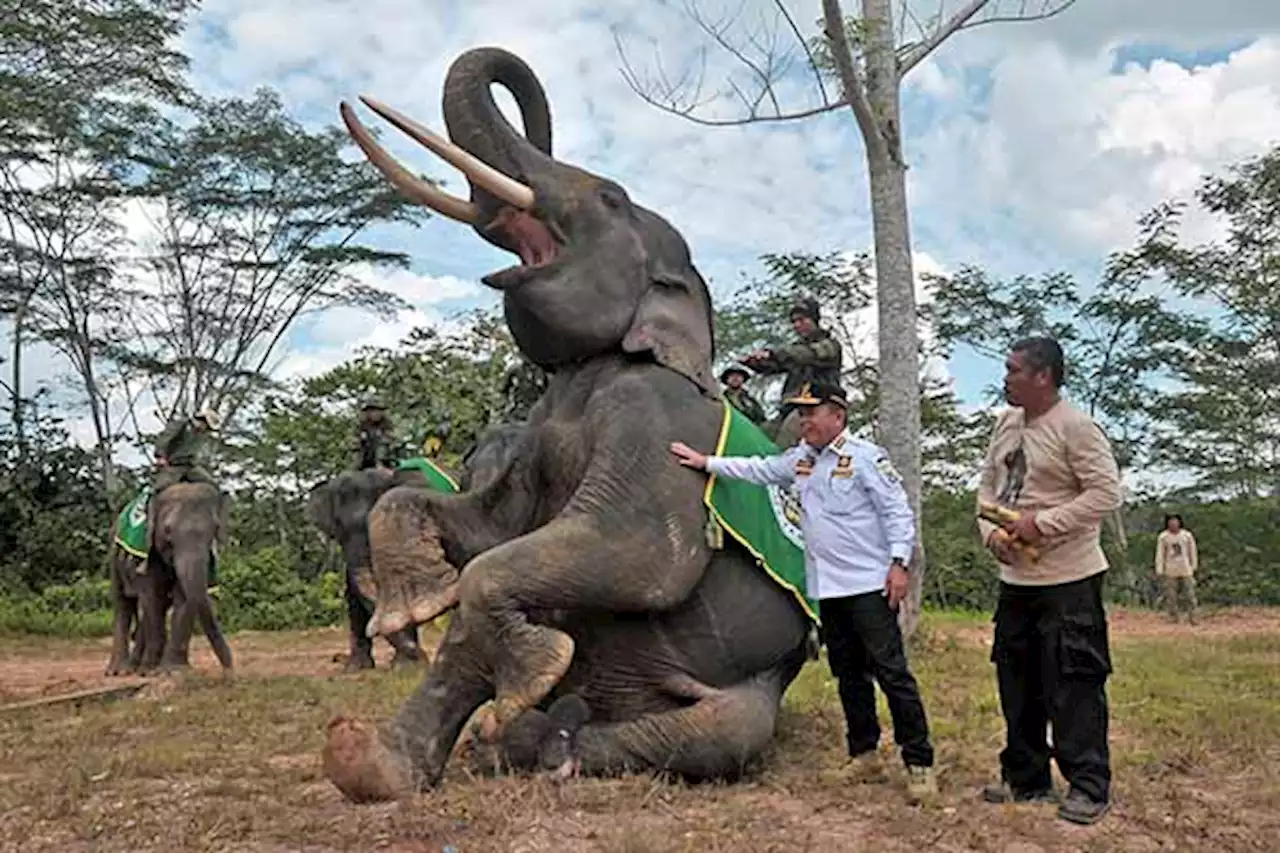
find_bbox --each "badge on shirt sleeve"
[874,456,902,483]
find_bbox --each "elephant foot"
[321,716,414,803]
[104,657,138,677]
[368,583,459,639]
[342,653,376,673]
[390,647,425,670]
[483,629,576,742]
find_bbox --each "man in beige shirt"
[1155,514,1198,623]
[974,337,1122,826]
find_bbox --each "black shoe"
[982,780,1058,804]
[1057,787,1111,825]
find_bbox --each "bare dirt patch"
[1,609,1277,852]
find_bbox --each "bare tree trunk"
[861,0,925,636]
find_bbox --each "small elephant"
[321,47,813,802]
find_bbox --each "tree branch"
[901,0,1079,74]
[898,0,990,74]
[820,0,880,144]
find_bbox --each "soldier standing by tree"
[739,296,843,446]
[719,366,767,426]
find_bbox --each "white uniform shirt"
[705,430,916,600]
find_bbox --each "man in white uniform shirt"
[670,382,937,802]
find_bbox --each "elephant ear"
[622,218,718,396]
[306,482,340,540]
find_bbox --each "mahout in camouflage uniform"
[353,399,403,470]
[738,296,843,446]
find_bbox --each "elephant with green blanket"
[322,47,813,802]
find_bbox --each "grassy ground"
[1,607,1278,852]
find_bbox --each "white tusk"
[339,101,478,225]
[359,95,536,211]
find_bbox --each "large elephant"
[321,47,812,802]
[109,482,233,675]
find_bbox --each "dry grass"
[1,609,1278,852]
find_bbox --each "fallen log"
[0,682,145,715]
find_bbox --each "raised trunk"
[862,0,925,638]
[442,48,554,201]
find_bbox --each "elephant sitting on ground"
[321,47,813,802]
[306,425,530,672]
[107,482,233,675]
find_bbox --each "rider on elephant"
[719,366,766,426]
[739,296,842,446]
[153,408,220,495]
[353,399,402,470]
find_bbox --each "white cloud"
[909,36,1280,269]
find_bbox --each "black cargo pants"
[820,590,934,767]
[992,571,1113,802]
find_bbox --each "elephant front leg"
[460,513,707,742]
[323,614,493,801]
[105,591,138,676]
[344,584,376,672]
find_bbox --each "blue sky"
[12,0,1280,453]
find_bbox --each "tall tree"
[617,0,1078,636]
[0,0,196,472]
[118,88,431,435]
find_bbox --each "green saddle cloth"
[396,456,459,493]
[703,403,819,626]
[115,487,152,559]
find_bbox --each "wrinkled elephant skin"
[326,47,811,802]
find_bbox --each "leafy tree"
[1129,148,1280,498]
[117,88,431,436]
[0,0,196,478]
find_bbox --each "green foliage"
[0,548,345,637]
[214,546,345,632]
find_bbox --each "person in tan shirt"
[974,336,1122,826]
[1155,514,1198,623]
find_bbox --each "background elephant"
[129,482,233,674]
[307,468,427,670]
[322,47,812,802]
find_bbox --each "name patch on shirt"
[795,457,815,477]
[832,455,854,478]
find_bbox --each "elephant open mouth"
[338,97,564,291]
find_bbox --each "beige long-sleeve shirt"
[975,399,1123,586]
[1155,530,1197,578]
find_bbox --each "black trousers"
[819,591,934,767]
[992,572,1113,802]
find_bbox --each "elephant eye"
[599,185,627,210]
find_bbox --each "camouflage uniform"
[153,415,216,494]
[500,358,549,422]
[353,401,402,470]
[719,367,767,426]
[746,297,843,446]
